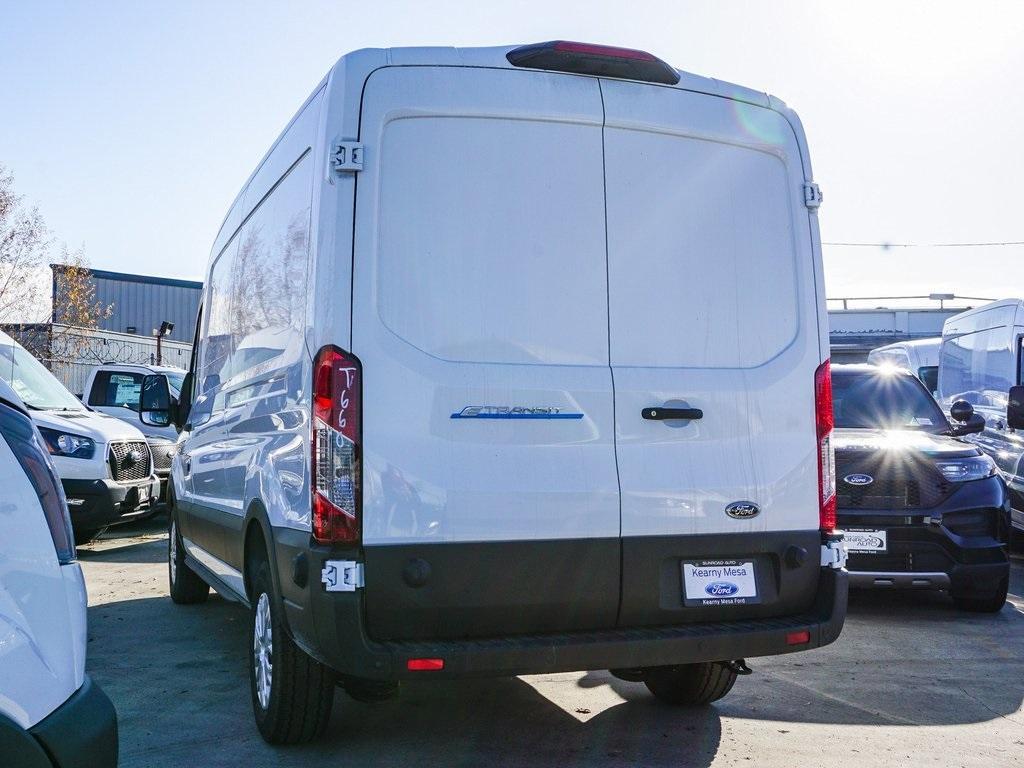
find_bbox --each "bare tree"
[0,163,49,323]
[0,163,113,372]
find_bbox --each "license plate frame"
[844,528,887,553]
[681,559,760,607]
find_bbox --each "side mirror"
[1008,385,1024,430]
[177,370,193,430]
[949,399,985,437]
[139,374,173,428]
[949,400,974,423]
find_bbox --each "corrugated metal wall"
[91,275,202,342]
[51,267,203,343]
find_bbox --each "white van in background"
[0,330,159,544]
[938,299,1024,541]
[0,379,118,766]
[868,337,941,393]
[141,41,847,744]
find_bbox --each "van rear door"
[600,81,824,626]
[353,67,620,641]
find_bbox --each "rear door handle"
[642,407,703,421]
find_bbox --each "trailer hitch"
[724,659,752,675]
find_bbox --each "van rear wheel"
[249,559,336,743]
[643,662,738,706]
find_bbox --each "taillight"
[0,401,76,563]
[814,359,836,534]
[506,40,680,85]
[312,346,361,544]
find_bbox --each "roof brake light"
[506,40,680,85]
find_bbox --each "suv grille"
[109,441,152,483]
[148,440,175,472]
[836,451,954,510]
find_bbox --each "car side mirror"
[950,400,974,423]
[139,374,173,428]
[1008,385,1024,430]
[949,399,985,436]
[177,370,193,430]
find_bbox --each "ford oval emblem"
[725,501,760,520]
[844,473,874,486]
[705,581,739,597]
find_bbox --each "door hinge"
[321,560,364,592]
[820,538,847,569]
[331,140,364,175]
[803,182,823,209]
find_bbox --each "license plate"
[844,528,887,553]
[682,560,760,606]
[138,485,150,503]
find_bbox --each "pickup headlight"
[38,427,96,459]
[934,455,997,483]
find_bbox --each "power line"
[823,240,1024,248]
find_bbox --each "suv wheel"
[168,514,208,604]
[952,576,1009,613]
[643,662,738,706]
[248,559,335,744]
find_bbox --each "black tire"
[249,559,335,744]
[952,576,1009,613]
[342,677,400,703]
[643,662,738,706]
[74,527,105,546]
[168,513,209,604]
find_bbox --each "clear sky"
[2,1,1023,306]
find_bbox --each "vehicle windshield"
[0,340,86,411]
[832,369,950,433]
[165,372,184,397]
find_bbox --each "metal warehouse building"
[51,265,202,343]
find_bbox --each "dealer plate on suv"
[844,528,887,553]
[682,560,760,606]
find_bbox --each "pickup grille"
[148,440,175,472]
[109,441,152,483]
[836,451,954,510]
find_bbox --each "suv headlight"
[38,427,96,459]
[934,455,997,483]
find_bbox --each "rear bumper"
[62,476,160,531]
[0,676,118,768]
[289,550,846,681]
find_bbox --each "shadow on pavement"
[81,526,1023,766]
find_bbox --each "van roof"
[331,44,774,107]
[213,43,784,254]
[942,298,1023,334]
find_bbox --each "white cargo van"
[140,41,847,744]
[938,299,1024,541]
[868,337,941,393]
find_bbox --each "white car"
[142,41,847,744]
[0,330,160,544]
[867,337,941,393]
[0,378,118,766]
[81,363,185,505]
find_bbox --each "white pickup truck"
[81,363,184,506]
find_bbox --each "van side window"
[199,151,313,393]
[938,327,1013,408]
[88,372,144,410]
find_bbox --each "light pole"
[153,320,174,366]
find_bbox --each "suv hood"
[29,408,148,443]
[833,428,979,458]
